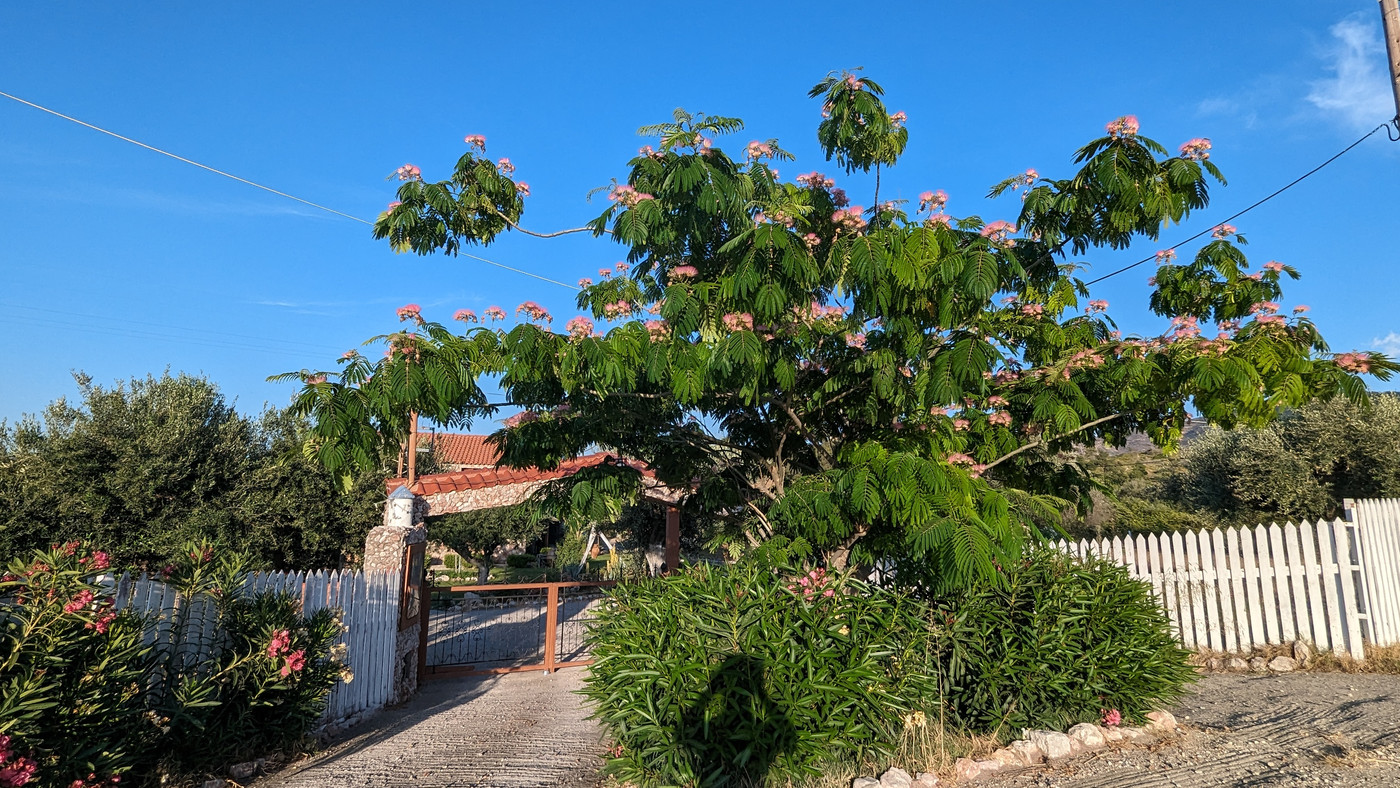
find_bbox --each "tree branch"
[980,413,1124,472]
[767,397,836,472]
[497,211,613,238]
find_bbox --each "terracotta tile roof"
[419,432,499,468]
[385,453,657,497]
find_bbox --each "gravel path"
[260,670,603,788]
[981,672,1400,787]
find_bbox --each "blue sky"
[1,1,1397,426]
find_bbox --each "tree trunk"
[477,558,491,584]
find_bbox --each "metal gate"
[424,581,614,678]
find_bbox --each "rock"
[1025,729,1075,760]
[1102,726,1125,742]
[879,767,913,788]
[1006,739,1044,766]
[987,748,1025,769]
[1119,726,1149,741]
[1249,656,1269,673]
[1227,657,1250,672]
[1294,640,1313,666]
[1068,722,1107,749]
[1269,655,1298,673]
[954,758,981,781]
[1207,657,1225,672]
[228,759,265,780]
[1145,710,1177,732]
[912,773,939,788]
[202,781,226,788]
[852,779,881,788]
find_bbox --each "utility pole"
[1382,0,1400,123]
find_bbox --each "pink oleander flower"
[670,265,698,281]
[980,220,1017,246]
[90,551,110,571]
[1263,260,1285,272]
[889,110,907,127]
[988,411,1013,427]
[0,754,36,787]
[483,306,507,321]
[1178,138,1211,160]
[464,134,486,151]
[565,316,593,339]
[722,312,754,332]
[497,158,515,175]
[280,649,306,678]
[396,303,422,322]
[395,164,421,181]
[454,309,478,323]
[1293,305,1310,314]
[515,182,530,197]
[1102,708,1122,727]
[86,608,116,634]
[608,184,655,207]
[1212,223,1238,240]
[63,589,95,614]
[1105,115,1140,137]
[1086,299,1109,314]
[267,629,292,659]
[516,301,552,323]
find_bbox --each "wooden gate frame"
[424,580,615,679]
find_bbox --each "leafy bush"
[931,549,1194,733]
[583,563,938,787]
[0,541,347,786]
[0,544,151,786]
[505,553,536,569]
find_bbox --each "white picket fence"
[113,568,400,726]
[1061,498,1400,661]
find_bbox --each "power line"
[0,89,579,290]
[1084,122,1395,286]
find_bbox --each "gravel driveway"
[259,670,602,788]
[982,672,1400,787]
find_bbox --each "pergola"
[384,453,687,570]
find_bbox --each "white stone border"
[851,710,1178,787]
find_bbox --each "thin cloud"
[1372,332,1400,357]
[1306,15,1394,130]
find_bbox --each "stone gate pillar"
[364,485,427,704]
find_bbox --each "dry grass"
[1191,642,1400,675]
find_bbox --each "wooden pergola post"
[664,505,680,574]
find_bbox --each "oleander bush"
[0,541,346,787]
[929,549,1195,733]
[583,562,939,787]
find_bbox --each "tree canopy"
[282,72,1393,590]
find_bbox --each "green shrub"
[0,542,347,786]
[931,549,1194,733]
[0,544,154,786]
[505,553,536,569]
[583,563,938,787]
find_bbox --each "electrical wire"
[0,89,579,290]
[1084,122,1395,286]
